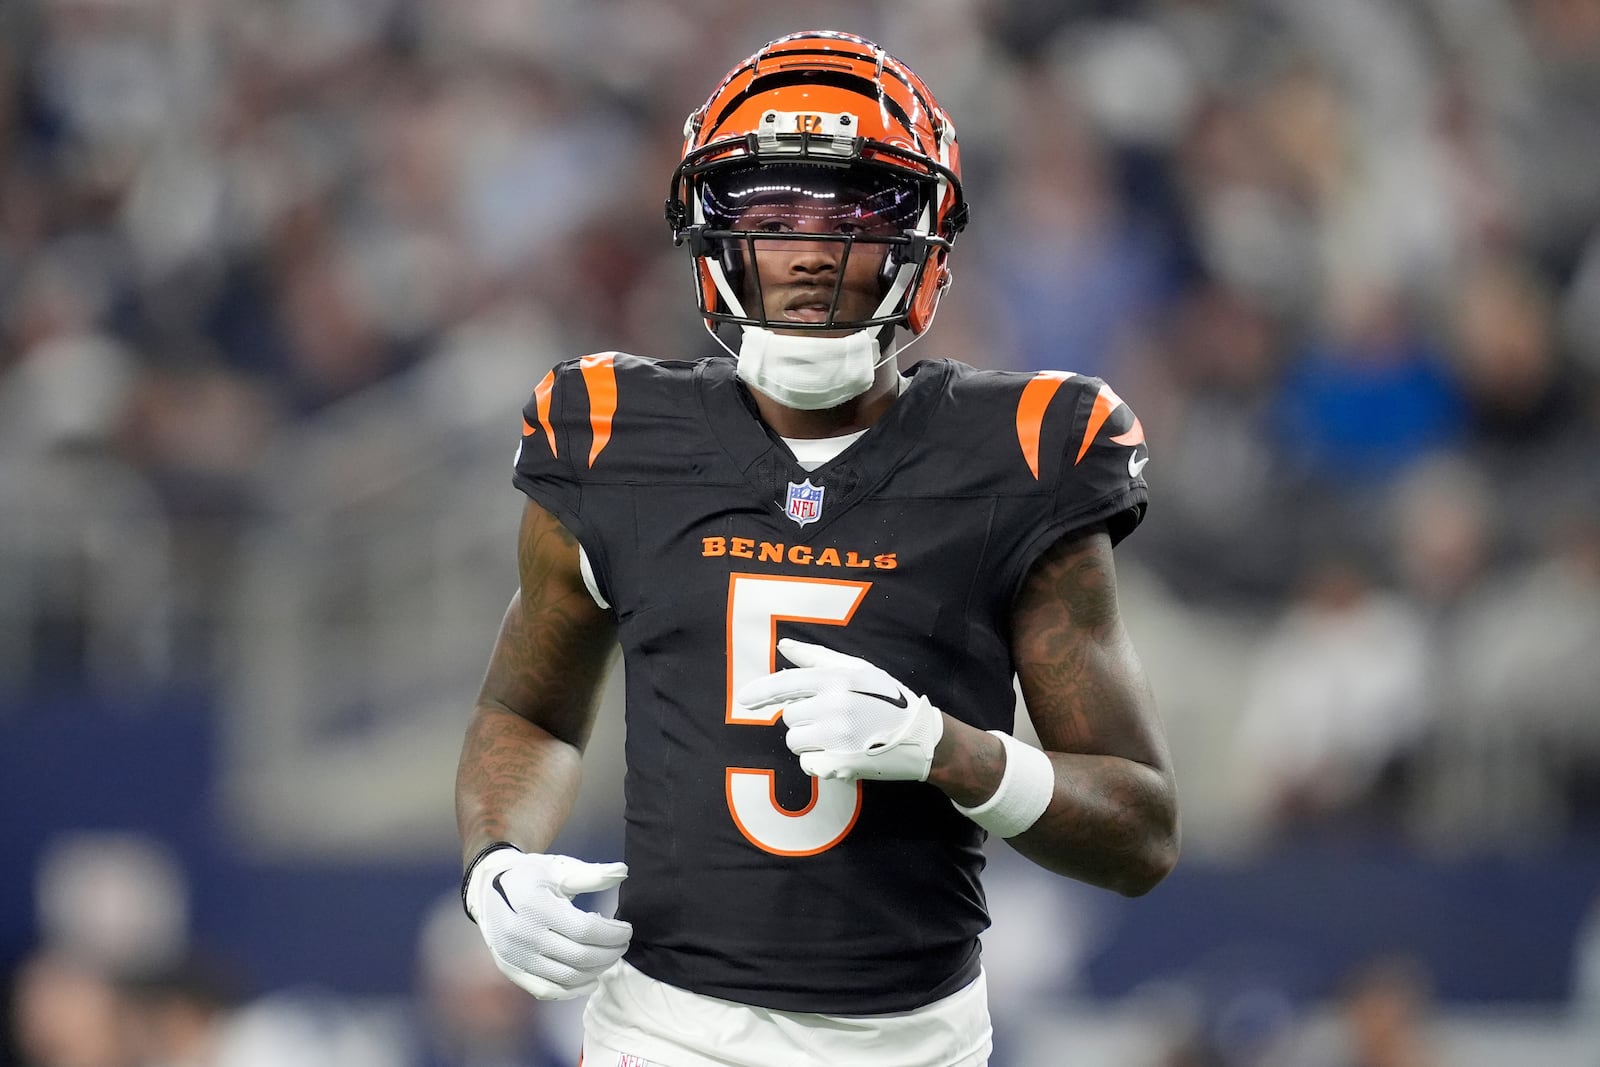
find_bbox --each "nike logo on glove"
[850,689,909,709]
[491,871,517,913]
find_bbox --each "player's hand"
[736,638,944,782]
[462,845,631,1000]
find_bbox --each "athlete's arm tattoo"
[455,501,617,863]
[1005,527,1179,895]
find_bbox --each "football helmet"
[666,30,968,338]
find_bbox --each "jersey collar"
[695,356,950,538]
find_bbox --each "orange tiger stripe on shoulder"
[1110,413,1146,448]
[579,352,617,469]
[1076,381,1143,464]
[531,369,557,458]
[1016,371,1072,480]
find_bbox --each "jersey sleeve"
[512,353,630,607]
[512,362,582,523]
[1011,371,1150,570]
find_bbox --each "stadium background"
[2,0,1598,1064]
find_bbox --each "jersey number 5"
[724,573,871,856]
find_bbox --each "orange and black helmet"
[666,30,968,336]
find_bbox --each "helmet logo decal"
[785,479,826,527]
[756,110,859,154]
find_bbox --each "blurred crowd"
[7,831,1600,1067]
[6,0,1593,846]
[3,832,580,1067]
[3,0,1600,1063]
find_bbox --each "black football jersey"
[512,353,1147,1014]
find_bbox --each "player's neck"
[751,368,902,440]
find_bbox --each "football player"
[455,30,1178,1067]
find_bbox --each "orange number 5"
[723,573,871,855]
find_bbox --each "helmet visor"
[699,162,926,236]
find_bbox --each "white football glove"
[736,638,945,782]
[462,845,632,1000]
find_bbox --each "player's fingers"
[497,945,614,998]
[540,903,634,950]
[735,667,829,710]
[547,857,629,896]
[780,695,845,733]
[491,915,626,975]
[776,638,869,672]
[492,952,598,1001]
[781,715,832,754]
[523,924,631,973]
[799,751,857,780]
[777,642,899,697]
[492,957,564,999]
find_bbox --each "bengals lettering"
[701,537,897,570]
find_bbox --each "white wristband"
[952,730,1055,838]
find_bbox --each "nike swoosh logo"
[1128,453,1149,478]
[491,871,517,913]
[850,689,909,709]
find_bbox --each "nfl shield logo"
[785,479,825,527]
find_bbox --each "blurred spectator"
[12,833,397,1067]
[1229,555,1431,843]
[0,250,175,694]
[1510,0,1600,281]
[398,894,570,1067]
[1269,282,1466,496]
[117,958,242,1067]
[1336,957,1437,1067]
[9,949,134,1067]
[1131,281,1298,605]
[1142,974,1300,1067]
[1385,454,1497,617]
[1445,251,1599,557]
[1420,508,1600,847]
[0,243,136,458]
[1290,955,1440,1067]
[978,62,1183,379]
[33,834,189,979]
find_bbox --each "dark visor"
[700,162,926,233]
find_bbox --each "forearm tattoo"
[1013,532,1133,754]
[1007,531,1177,890]
[456,508,616,857]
